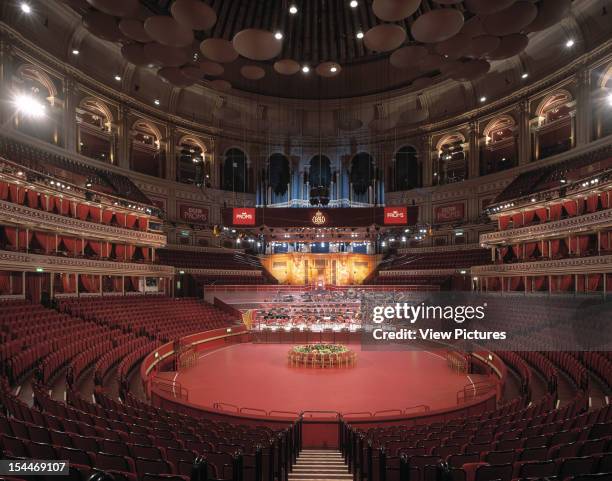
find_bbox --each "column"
[165,126,177,181]
[575,68,592,146]
[421,135,433,187]
[117,106,131,170]
[518,100,531,165]
[63,76,77,152]
[468,122,479,179]
[0,40,14,125]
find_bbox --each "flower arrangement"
[292,344,349,355]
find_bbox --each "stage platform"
[156,342,487,418]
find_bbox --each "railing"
[150,377,189,401]
[456,380,497,404]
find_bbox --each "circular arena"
[1,1,612,480]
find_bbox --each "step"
[298,455,345,459]
[293,467,349,473]
[295,461,347,466]
[289,474,353,480]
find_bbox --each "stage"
[157,342,488,418]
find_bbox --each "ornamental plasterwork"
[0,200,167,247]
[471,254,612,276]
[480,209,612,245]
[397,243,482,254]
[178,268,262,276]
[0,249,175,276]
[381,268,457,276]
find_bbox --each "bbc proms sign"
[179,204,208,223]
[233,208,256,225]
[383,207,408,225]
[434,203,465,223]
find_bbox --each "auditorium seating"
[378,249,491,271]
[58,296,236,342]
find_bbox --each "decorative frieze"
[471,254,612,276]
[177,268,262,276]
[480,208,612,245]
[0,249,175,276]
[381,268,457,276]
[0,199,167,246]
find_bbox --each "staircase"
[289,450,352,481]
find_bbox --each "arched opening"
[435,134,466,184]
[350,152,374,203]
[393,146,420,191]
[77,97,113,163]
[481,115,517,175]
[222,148,247,193]
[130,120,164,177]
[535,90,574,159]
[14,64,60,145]
[596,64,612,139]
[268,153,290,204]
[308,155,332,205]
[177,136,209,187]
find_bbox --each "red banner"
[435,203,465,223]
[233,207,256,225]
[383,207,409,225]
[179,204,208,223]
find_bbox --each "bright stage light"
[14,94,46,118]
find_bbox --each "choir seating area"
[156,249,265,271]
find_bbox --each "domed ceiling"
[69,0,574,99]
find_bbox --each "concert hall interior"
[0,0,612,480]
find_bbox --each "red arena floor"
[160,343,488,416]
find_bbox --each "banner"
[233,207,256,225]
[434,203,465,223]
[383,206,409,225]
[179,204,208,223]
[222,206,418,227]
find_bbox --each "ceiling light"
[72,49,79,55]
[114,74,121,81]
[480,96,487,102]
[302,65,310,73]
[154,99,160,106]
[274,31,283,40]
[330,66,337,73]
[289,4,298,14]
[565,39,575,48]
[521,72,528,79]
[350,0,358,7]
[356,31,364,39]
[14,94,45,118]
[20,2,32,14]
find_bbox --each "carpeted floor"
[159,343,488,416]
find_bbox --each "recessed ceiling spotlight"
[154,99,160,106]
[20,2,32,14]
[289,4,298,14]
[350,0,358,7]
[114,74,121,81]
[565,39,575,48]
[302,65,310,73]
[356,31,364,39]
[479,96,487,102]
[72,49,79,55]
[330,66,338,73]
[274,31,283,40]
[521,72,528,79]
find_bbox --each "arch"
[79,96,114,124]
[268,153,290,195]
[178,135,208,153]
[483,114,516,143]
[132,119,162,149]
[309,155,332,188]
[222,147,248,192]
[599,63,612,88]
[394,145,421,191]
[435,133,465,152]
[350,152,374,196]
[177,136,209,185]
[16,63,58,99]
[536,89,573,118]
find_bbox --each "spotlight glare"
[114,74,121,81]
[289,4,298,14]
[350,0,358,7]
[20,2,32,14]
[154,99,160,106]
[330,66,337,73]
[521,72,528,79]
[72,49,80,55]
[356,31,364,39]
[274,31,283,40]
[302,65,310,73]
[607,92,612,107]
[480,96,487,102]
[565,39,575,48]
[14,94,45,118]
